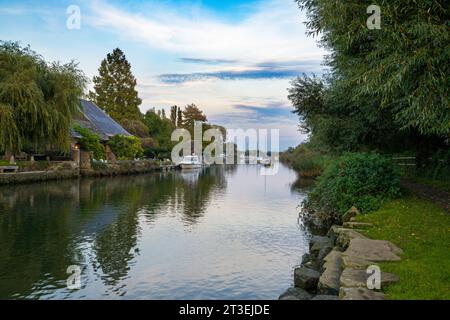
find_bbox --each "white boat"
[179,155,202,170]
[260,158,271,166]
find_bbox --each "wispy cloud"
[86,0,325,63]
[159,59,322,83]
[158,68,299,83]
[179,58,239,65]
[210,102,296,125]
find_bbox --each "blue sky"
[0,0,326,150]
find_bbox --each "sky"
[0,0,327,150]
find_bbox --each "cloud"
[159,69,298,83]
[209,102,296,126]
[159,59,322,83]
[86,0,325,63]
[179,58,239,65]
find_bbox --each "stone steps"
[280,206,403,300]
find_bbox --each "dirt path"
[400,179,450,212]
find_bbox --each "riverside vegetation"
[279,0,450,300]
[0,43,227,162]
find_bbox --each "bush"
[73,125,105,160]
[108,135,143,160]
[91,159,108,171]
[303,152,401,227]
[143,146,172,160]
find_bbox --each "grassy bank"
[355,194,450,300]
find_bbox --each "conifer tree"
[170,105,178,126]
[177,107,183,128]
[88,48,142,124]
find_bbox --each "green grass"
[355,194,450,300]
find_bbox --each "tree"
[290,1,449,158]
[108,135,143,160]
[296,0,449,138]
[182,104,207,131]
[177,107,183,128]
[170,105,178,126]
[143,109,175,150]
[0,42,87,154]
[88,48,142,124]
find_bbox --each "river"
[0,164,311,299]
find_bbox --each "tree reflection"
[0,166,228,298]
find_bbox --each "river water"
[0,164,311,299]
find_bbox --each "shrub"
[73,125,105,160]
[108,135,143,160]
[91,159,108,171]
[303,152,401,226]
[143,146,172,160]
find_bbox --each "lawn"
[355,194,450,300]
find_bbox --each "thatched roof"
[71,100,132,141]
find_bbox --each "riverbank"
[354,194,450,299]
[0,159,174,185]
[280,191,450,300]
[280,206,403,300]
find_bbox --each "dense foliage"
[73,125,105,160]
[0,42,86,153]
[296,0,449,137]
[286,2,449,226]
[108,135,143,160]
[143,109,176,159]
[290,1,449,156]
[303,153,401,226]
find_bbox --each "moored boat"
[179,155,202,170]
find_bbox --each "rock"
[335,229,367,250]
[317,250,343,295]
[302,250,321,271]
[294,267,320,291]
[300,253,311,265]
[312,295,339,300]
[340,268,399,288]
[323,249,342,263]
[342,255,374,269]
[310,236,333,257]
[304,260,321,271]
[343,222,373,229]
[317,245,334,262]
[279,287,313,300]
[339,287,385,300]
[342,206,360,223]
[344,238,403,262]
[326,225,342,243]
[279,295,300,300]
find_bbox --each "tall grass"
[281,144,333,178]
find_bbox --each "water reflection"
[0,165,308,300]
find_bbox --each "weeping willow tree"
[0,42,87,154]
